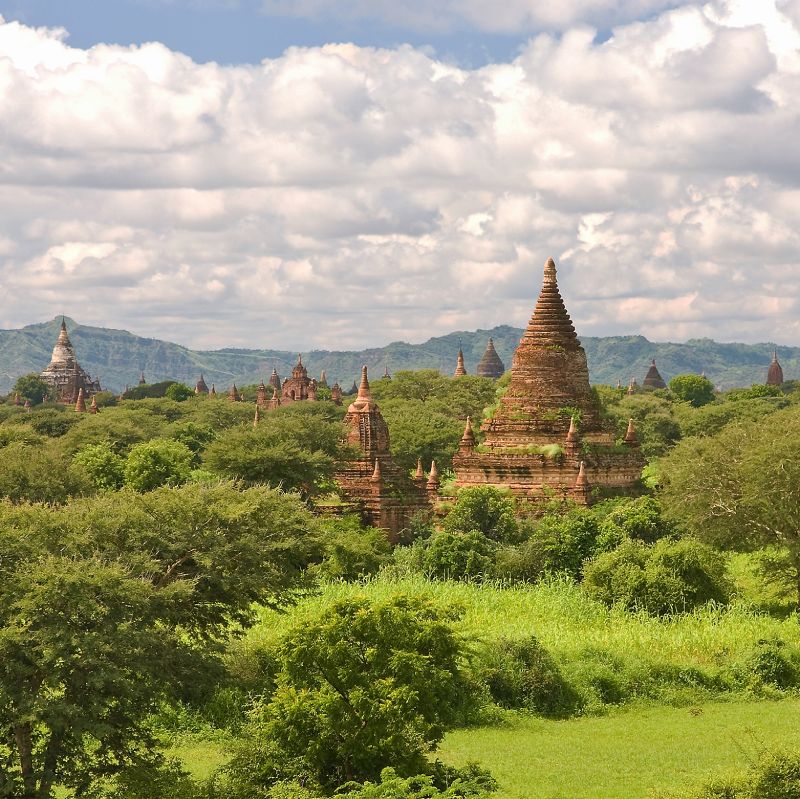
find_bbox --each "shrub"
[338,766,497,797]
[442,486,520,543]
[669,375,716,407]
[314,515,392,581]
[412,531,495,581]
[583,538,732,615]
[476,636,579,718]
[73,442,126,491]
[165,383,195,402]
[595,497,674,546]
[224,595,476,791]
[124,438,194,491]
[741,639,800,690]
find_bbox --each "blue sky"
[0,0,560,66]
[0,0,797,351]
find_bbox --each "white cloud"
[0,4,798,352]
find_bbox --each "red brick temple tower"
[336,366,429,538]
[452,258,644,504]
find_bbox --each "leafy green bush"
[411,531,495,581]
[583,538,732,615]
[165,383,195,402]
[314,515,392,581]
[740,639,800,690]
[337,766,497,797]
[124,438,194,491]
[224,595,476,792]
[476,636,579,718]
[73,442,126,491]
[442,487,519,543]
[669,375,716,407]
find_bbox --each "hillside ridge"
[0,317,795,393]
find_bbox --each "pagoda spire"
[459,416,476,450]
[370,458,382,483]
[415,457,425,481]
[89,395,98,414]
[520,257,578,347]
[75,387,87,413]
[228,384,238,402]
[623,418,639,448]
[767,350,784,386]
[453,346,467,377]
[427,459,440,490]
[564,415,580,457]
[476,337,505,379]
[357,365,371,401]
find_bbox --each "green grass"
[440,699,800,799]
[234,573,800,677]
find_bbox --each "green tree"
[73,442,126,491]
[669,374,715,407]
[0,442,91,503]
[0,482,321,798]
[412,530,495,581]
[225,596,473,791]
[659,406,800,610]
[165,383,195,402]
[124,438,193,491]
[12,374,52,405]
[442,486,519,542]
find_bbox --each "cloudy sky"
[0,0,798,350]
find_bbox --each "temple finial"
[427,459,440,488]
[544,257,557,281]
[454,346,467,378]
[75,387,87,413]
[460,416,476,450]
[623,418,639,448]
[371,458,382,483]
[357,365,371,400]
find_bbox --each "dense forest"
[1,369,800,798]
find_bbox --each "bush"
[124,438,194,491]
[165,383,195,402]
[442,487,519,543]
[314,515,392,581]
[73,443,126,491]
[583,538,732,615]
[595,497,674,546]
[224,595,475,791]
[338,766,497,797]
[412,531,495,581]
[0,442,91,503]
[476,636,579,718]
[740,639,800,690]
[669,375,715,407]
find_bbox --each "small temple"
[335,365,429,537]
[195,374,209,395]
[767,350,784,386]
[40,319,102,403]
[476,337,505,379]
[452,258,644,505]
[280,355,317,403]
[642,359,667,390]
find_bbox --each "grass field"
[174,699,800,798]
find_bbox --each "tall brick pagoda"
[40,319,102,402]
[336,366,429,538]
[452,258,644,504]
[476,337,505,378]
[642,359,667,390]
[767,351,784,386]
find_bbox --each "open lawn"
[175,699,800,797]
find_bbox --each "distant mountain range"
[0,317,794,394]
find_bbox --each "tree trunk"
[14,723,37,799]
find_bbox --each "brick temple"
[452,258,644,504]
[40,319,102,402]
[335,365,430,538]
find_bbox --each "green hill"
[0,317,794,394]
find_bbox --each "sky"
[0,0,798,351]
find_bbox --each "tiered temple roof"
[195,374,209,395]
[281,354,317,403]
[476,337,505,379]
[335,366,430,538]
[642,359,667,390]
[767,351,784,386]
[452,258,644,504]
[40,319,101,403]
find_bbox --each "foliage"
[165,382,196,402]
[476,635,579,717]
[0,482,320,798]
[124,438,194,491]
[658,405,800,609]
[204,403,344,496]
[739,638,800,690]
[123,380,179,400]
[225,595,474,791]
[337,766,497,798]
[669,375,716,407]
[411,531,496,581]
[442,487,519,543]
[73,442,126,491]
[0,441,91,503]
[12,373,52,405]
[314,515,392,581]
[583,538,732,615]
[595,497,675,547]
[13,406,80,437]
